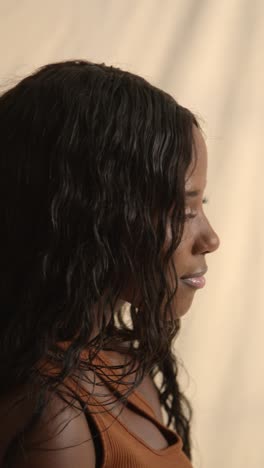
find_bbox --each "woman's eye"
[184,197,209,220]
[185,210,197,220]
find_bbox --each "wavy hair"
[0,60,198,460]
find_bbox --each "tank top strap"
[93,350,160,420]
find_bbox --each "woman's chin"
[170,296,195,319]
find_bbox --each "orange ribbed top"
[76,350,193,468]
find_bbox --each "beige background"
[0,1,263,467]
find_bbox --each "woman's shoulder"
[0,386,35,463]
[0,385,96,468]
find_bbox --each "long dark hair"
[0,60,198,459]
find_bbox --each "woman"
[0,60,219,468]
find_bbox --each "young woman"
[0,60,220,468]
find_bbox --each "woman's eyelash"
[184,196,209,219]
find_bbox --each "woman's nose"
[207,226,220,253]
[195,218,220,255]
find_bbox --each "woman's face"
[165,125,220,318]
[120,125,220,320]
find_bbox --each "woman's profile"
[0,60,220,468]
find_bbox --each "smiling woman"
[0,60,219,468]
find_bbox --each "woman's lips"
[181,276,206,289]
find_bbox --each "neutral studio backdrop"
[0,1,263,467]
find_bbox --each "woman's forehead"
[185,127,208,191]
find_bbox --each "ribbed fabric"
[75,350,193,468]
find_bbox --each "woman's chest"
[117,396,171,450]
